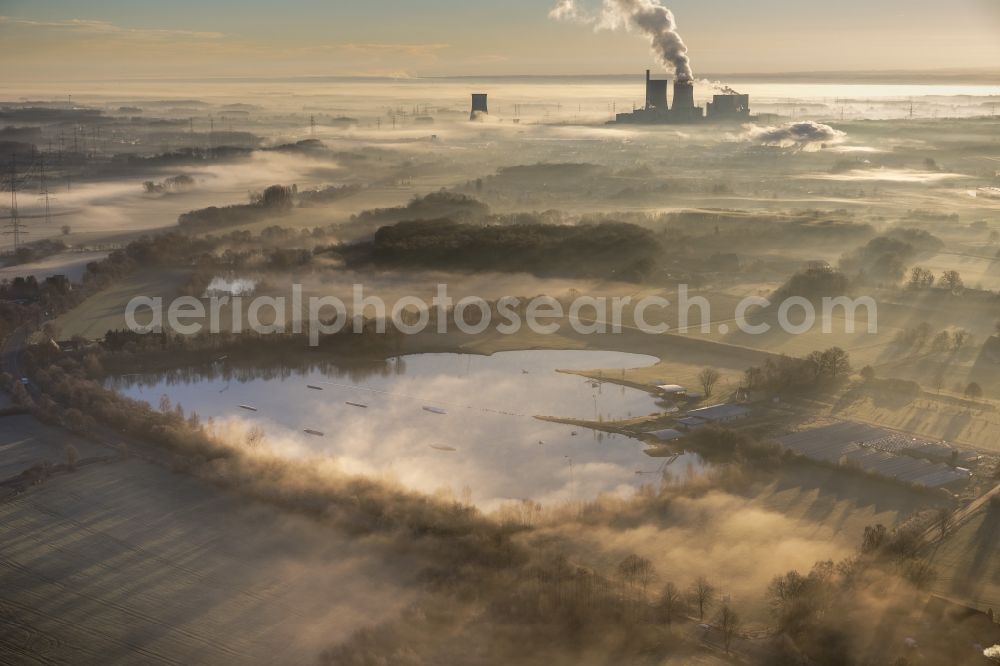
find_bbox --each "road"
[922,480,1000,546]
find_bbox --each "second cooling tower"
[672,81,695,113]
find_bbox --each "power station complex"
[467,71,750,125]
[613,70,750,124]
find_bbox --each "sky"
[1,0,999,80]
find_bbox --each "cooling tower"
[644,70,669,112]
[672,81,695,113]
[470,93,488,120]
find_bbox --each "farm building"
[777,421,972,489]
[676,417,708,431]
[685,404,751,424]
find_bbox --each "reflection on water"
[111,350,707,509]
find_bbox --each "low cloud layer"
[747,120,846,150]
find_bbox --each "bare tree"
[716,602,741,653]
[805,351,826,384]
[903,560,937,590]
[941,270,964,295]
[690,576,715,620]
[805,347,851,383]
[698,368,721,397]
[861,524,887,553]
[822,347,852,380]
[908,266,935,289]
[937,508,953,539]
[931,370,946,394]
[658,582,684,625]
[931,331,952,353]
[952,329,973,351]
[617,554,656,599]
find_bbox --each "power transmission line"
[3,155,25,249]
[38,154,52,228]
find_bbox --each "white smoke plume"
[747,121,846,150]
[549,0,694,82]
[549,0,584,21]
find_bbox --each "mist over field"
[3,1,1000,664]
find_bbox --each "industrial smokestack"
[470,94,488,120]
[672,80,694,113]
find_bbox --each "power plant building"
[614,70,752,125]
[644,71,669,112]
[470,93,488,120]
[706,92,750,119]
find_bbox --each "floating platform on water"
[304,429,325,437]
[345,401,368,408]
[422,406,447,415]
[306,385,324,391]
[238,405,258,412]
[430,445,457,452]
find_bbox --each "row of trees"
[892,321,975,356]
[613,555,741,651]
[0,230,205,345]
[369,218,661,282]
[763,522,943,664]
[353,191,490,225]
[177,184,295,230]
[743,347,852,394]
[839,228,944,286]
[907,266,965,294]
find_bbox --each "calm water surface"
[112,350,706,508]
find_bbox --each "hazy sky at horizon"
[2,0,999,80]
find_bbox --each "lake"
[110,349,706,509]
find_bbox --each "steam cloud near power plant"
[748,120,847,150]
[550,0,694,81]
